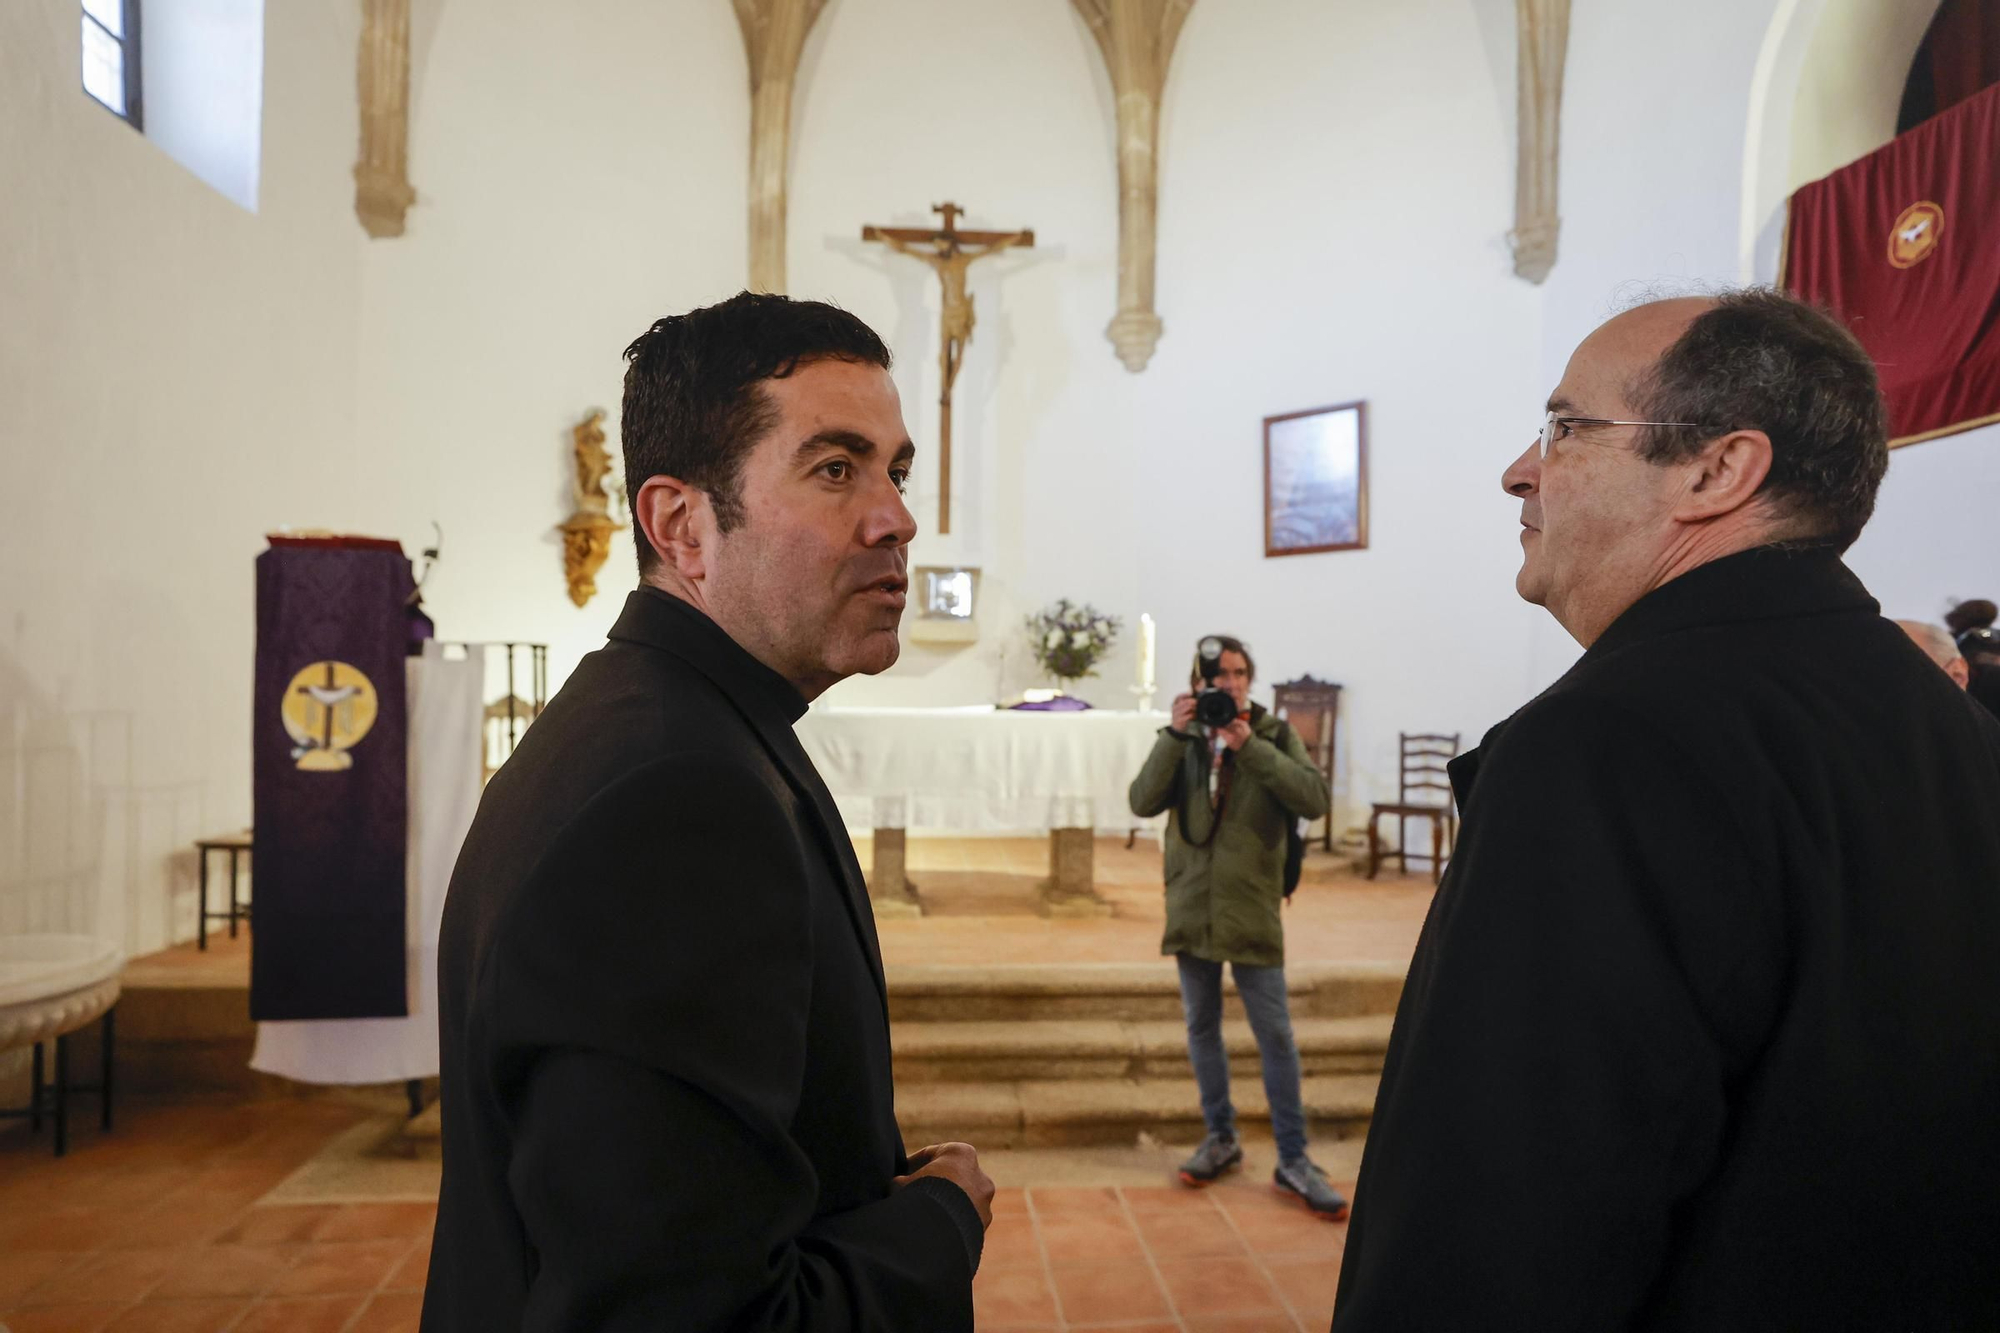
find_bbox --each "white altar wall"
[10,0,2000,960]
[796,0,1548,834]
[346,0,748,696]
[0,1,366,957]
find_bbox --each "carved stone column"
[1509,0,1571,284]
[734,0,829,293]
[1073,0,1194,372]
[354,0,416,238]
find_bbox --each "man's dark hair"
[1630,288,1888,552]
[1946,599,1998,637]
[621,291,892,573]
[1190,635,1256,687]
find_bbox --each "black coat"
[1970,662,2000,721]
[1333,545,2000,1331]
[422,589,980,1332]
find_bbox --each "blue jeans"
[1175,953,1308,1162]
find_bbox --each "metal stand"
[2,1006,116,1157]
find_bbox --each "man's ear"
[1676,428,1775,523]
[634,474,709,582]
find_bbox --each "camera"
[1194,637,1243,729]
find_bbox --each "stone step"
[891,1014,1392,1082]
[895,1072,1381,1150]
[885,961,1404,1024]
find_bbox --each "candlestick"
[1131,612,1158,714]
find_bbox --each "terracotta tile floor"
[974,1181,1345,1331]
[0,1100,423,1333]
[1,1097,1349,1332]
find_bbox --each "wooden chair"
[1366,732,1460,883]
[1271,676,1342,851]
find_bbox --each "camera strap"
[1176,730,1235,850]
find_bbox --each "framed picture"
[1264,400,1368,557]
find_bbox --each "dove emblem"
[281,661,380,771]
[1888,201,1944,269]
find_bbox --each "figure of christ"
[862,202,1034,534]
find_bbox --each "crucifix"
[862,202,1034,534]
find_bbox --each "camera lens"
[1195,689,1238,729]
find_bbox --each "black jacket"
[422,589,980,1332]
[1334,544,2000,1331]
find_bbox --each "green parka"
[1128,703,1330,967]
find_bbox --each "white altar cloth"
[795,705,1171,834]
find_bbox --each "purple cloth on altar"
[1008,696,1094,711]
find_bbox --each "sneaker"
[1177,1132,1243,1186]
[1273,1156,1350,1220]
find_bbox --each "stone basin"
[0,933,124,1052]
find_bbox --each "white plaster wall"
[1,0,363,953]
[1788,0,1935,187]
[786,0,1545,835]
[790,0,1136,710]
[1848,430,2000,622]
[348,0,748,702]
[1125,0,1542,826]
[9,0,1998,957]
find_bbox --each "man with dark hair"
[1129,635,1341,1217]
[1943,597,1996,638]
[1334,290,2000,1329]
[425,292,990,1331]
[1950,602,2000,718]
[1960,626,2000,720]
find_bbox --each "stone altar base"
[867,826,1117,917]
[865,829,924,918]
[1039,826,1115,918]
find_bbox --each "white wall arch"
[1739,0,1939,280]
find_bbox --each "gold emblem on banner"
[1888,201,1944,269]
[282,661,379,771]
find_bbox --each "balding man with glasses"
[1332,290,2000,1331]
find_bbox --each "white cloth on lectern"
[250,641,484,1084]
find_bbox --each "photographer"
[1128,635,1345,1218]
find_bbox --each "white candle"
[1138,613,1156,695]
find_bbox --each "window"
[82,0,143,130]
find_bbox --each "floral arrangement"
[1025,599,1121,684]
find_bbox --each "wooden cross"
[862,202,1034,534]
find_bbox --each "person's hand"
[1170,693,1197,733]
[895,1142,995,1229]
[1219,717,1253,751]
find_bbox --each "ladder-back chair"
[1271,676,1342,851]
[1366,732,1460,884]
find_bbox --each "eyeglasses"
[1538,411,1700,458]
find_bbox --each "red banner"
[1785,81,2000,446]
